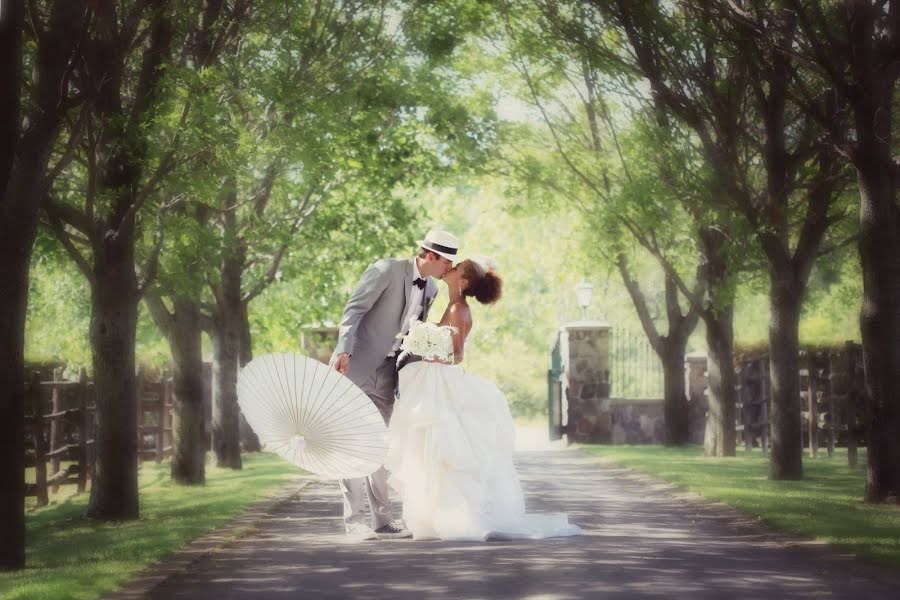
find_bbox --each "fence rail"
[25,368,175,506]
[730,342,866,462]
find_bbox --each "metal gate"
[609,327,663,399]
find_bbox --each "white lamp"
[575,278,594,320]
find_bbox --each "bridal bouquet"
[398,320,455,362]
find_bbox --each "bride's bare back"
[439,301,472,363]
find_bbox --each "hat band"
[423,241,457,256]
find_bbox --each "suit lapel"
[400,258,415,325]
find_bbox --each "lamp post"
[575,278,594,320]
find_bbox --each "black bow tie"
[413,277,426,290]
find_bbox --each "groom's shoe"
[345,522,378,541]
[374,521,412,539]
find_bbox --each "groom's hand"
[334,353,350,374]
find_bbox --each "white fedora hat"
[417,229,460,262]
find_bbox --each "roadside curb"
[583,450,900,590]
[103,476,314,600]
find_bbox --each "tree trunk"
[767,271,804,480]
[0,233,29,570]
[168,297,207,484]
[86,247,140,519]
[0,0,21,188]
[662,344,690,446]
[237,300,261,452]
[704,306,737,457]
[700,229,737,457]
[617,257,698,446]
[1,0,87,566]
[83,2,176,516]
[856,162,900,502]
[0,0,27,566]
[210,195,244,469]
[211,304,242,469]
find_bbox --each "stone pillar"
[685,352,708,445]
[561,321,611,444]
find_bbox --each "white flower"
[399,319,455,362]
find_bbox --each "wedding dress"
[386,345,582,542]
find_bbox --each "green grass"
[582,445,900,568]
[3,453,298,600]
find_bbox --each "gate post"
[560,319,611,444]
[548,334,564,441]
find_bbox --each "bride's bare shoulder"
[442,301,472,328]
[448,301,471,318]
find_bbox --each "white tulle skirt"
[386,362,582,542]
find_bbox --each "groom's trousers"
[340,356,397,531]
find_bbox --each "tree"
[499,1,730,447]
[777,0,900,501]
[591,0,853,476]
[43,0,194,518]
[141,0,254,484]
[1,0,89,567]
[144,206,211,484]
[145,0,495,469]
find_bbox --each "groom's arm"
[334,259,393,360]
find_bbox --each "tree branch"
[617,252,663,354]
[143,293,174,337]
[45,211,94,284]
[816,232,860,258]
[137,215,164,296]
[241,186,323,303]
[44,194,93,235]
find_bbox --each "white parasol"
[237,353,388,479]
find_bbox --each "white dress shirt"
[390,260,425,355]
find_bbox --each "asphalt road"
[148,448,900,599]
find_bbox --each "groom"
[330,229,459,540]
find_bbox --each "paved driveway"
[149,449,900,599]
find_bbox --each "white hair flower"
[469,254,498,275]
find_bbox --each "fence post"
[735,365,749,452]
[845,342,858,467]
[136,367,145,464]
[77,367,90,493]
[30,372,49,507]
[156,377,164,464]
[760,358,770,455]
[49,366,64,494]
[163,369,173,458]
[808,361,819,459]
[826,356,836,458]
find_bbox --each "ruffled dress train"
[386,362,582,542]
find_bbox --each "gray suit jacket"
[331,258,438,387]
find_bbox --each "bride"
[386,257,582,542]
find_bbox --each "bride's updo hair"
[459,259,502,305]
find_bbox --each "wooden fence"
[734,355,770,453]
[25,368,176,506]
[136,370,175,463]
[24,368,94,506]
[733,342,866,464]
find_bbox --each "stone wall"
[560,323,705,445]
[610,400,665,444]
